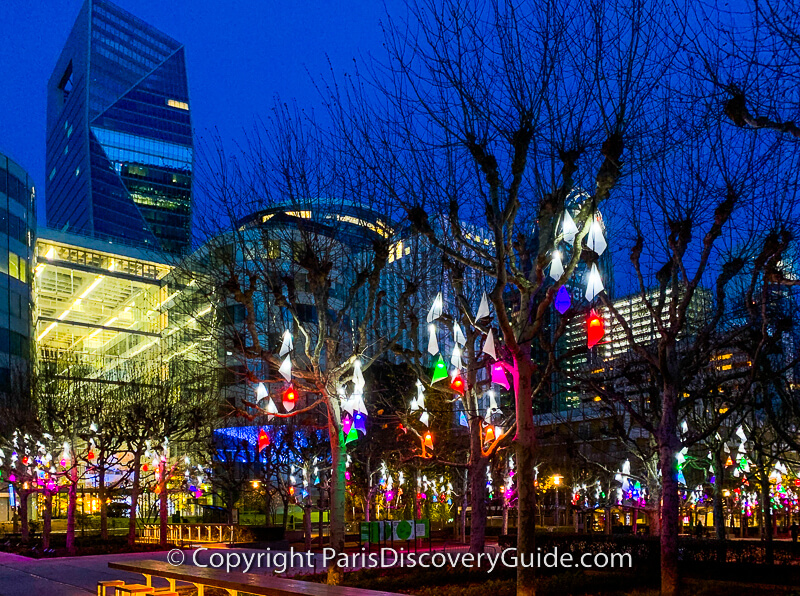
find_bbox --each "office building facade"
[46,0,193,256]
[0,152,35,392]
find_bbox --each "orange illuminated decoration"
[725,456,733,467]
[484,425,496,443]
[424,432,434,450]
[587,310,604,349]
[450,373,466,395]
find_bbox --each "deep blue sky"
[0,0,397,225]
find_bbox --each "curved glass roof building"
[46,0,193,256]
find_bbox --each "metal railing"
[137,523,237,545]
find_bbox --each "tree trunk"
[460,470,468,544]
[713,450,726,541]
[756,452,774,565]
[469,456,487,554]
[66,465,78,555]
[327,411,346,585]
[514,351,536,596]
[18,488,29,543]
[303,502,312,550]
[646,477,662,537]
[658,424,680,596]
[98,456,108,541]
[282,497,290,532]
[159,461,168,548]
[128,447,141,546]
[43,491,52,550]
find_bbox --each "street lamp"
[552,475,563,526]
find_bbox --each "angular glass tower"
[46,0,193,256]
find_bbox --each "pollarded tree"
[192,104,425,583]
[325,1,674,592]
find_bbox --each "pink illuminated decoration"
[491,364,510,390]
[343,415,353,436]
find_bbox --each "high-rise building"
[0,151,35,393]
[46,0,193,256]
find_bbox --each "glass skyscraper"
[0,151,35,393]
[46,0,193,256]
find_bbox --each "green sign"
[360,519,429,542]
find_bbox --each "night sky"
[0,0,397,225]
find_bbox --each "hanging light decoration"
[255,382,268,400]
[279,330,293,357]
[549,250,564,281]
[258,428,270,452]
[587,310,604,349]
[343,415,353,436]
[483,330,497,360]
[484,425,496,443]
[354,411,368,434]
[423,432,434,450]
[431,355,448,383]
[282,385,297,411]
[585,264,605,302]
[476,293,491,319]
[426,292,443,323]
[453,322,466,346]
[427,324,439,355]
[561,210,578,245]
[586,217,607,255]
[451,345,463,370]
[554,286,571,315]
[278,355,292,381]
[450,372,466,395]
[491,363,510,390]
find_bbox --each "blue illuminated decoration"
[554,285,571,315]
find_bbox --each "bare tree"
[192,103,424,583]
[323,0,674,592]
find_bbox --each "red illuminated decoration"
[282,385,297,412]
[258,428,270,453]
[587,309,604,349]
[423,432,434,450]
[87,451,95,460]
[795,479,800,487]
[22,456,28,465]
[143,464,149,472]
[450,373,466,395]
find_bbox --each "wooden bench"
[108,560,402,596]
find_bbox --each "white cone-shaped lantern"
[426,292,443,323]
[585,264,604,301]
[278,356,292,381]
[427,324,439,355]
[549,250,564,281]
[279,330,293,357]
[586,219,607,256]
[483,329,497,360]
[561,210,578,245]
[476,293,491,319]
